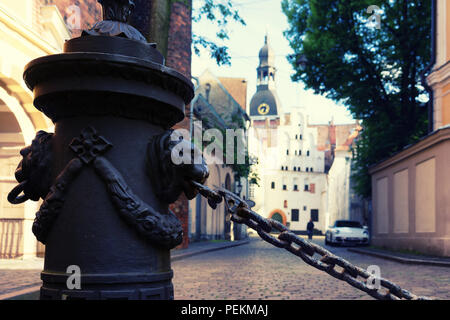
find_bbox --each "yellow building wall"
[428,1,450,129]
[447,0,450,62]
[443,83,450,127]
[445,4,450,126]
[0,1,68,259]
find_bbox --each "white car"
[325,220,369,246]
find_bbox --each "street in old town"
[1,236,449,300]
[1,0,450,304]
[172,237,450,300]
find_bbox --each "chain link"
[191,181,432,300]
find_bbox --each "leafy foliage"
[193,0,246,65]
[282,0,431,198]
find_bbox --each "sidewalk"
[0,238,252,300]
[172,238,252,261]
[348,247,450,267]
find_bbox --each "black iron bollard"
[7,0,208,300]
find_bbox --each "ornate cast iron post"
[7,0,208,300]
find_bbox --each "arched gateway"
[268,209,287,226]
[0,1,69,259]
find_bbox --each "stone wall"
[369,127,450,257]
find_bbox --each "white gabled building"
[249,109,328,233]
[248,35,328,234]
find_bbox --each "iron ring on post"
[8,180,30,204]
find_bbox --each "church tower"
[249,33,282,119]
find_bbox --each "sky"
[192,0,356,125]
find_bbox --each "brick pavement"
[171,237,450,300]
[0,257,43,298]
[0,270,41,298]
[1,236,449,300]
[0,239,250,299]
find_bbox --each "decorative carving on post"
[82,0,146,41]
[32,158,83,244]
[69,126,113,164]
[7,131,54,205]
[6,0,199,300]
[147,130,209,204]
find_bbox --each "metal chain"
[191,181,432,300]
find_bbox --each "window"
[311,209,319,222]
[271,182,275,189]
[307,151,310,156]
[295,135,298,140]
[286,150,289,155]
[311,168,314,172]
[284,200,288,208]
[299,150,302,156]
[295,150,297,155]
[298,167,301,172]
[294,184,298,191]
[300,134,303,140]
[281,166,284,171]
[306,168,309,172]
[291,209,299,222]
[303,206,307,211]
[293,167,297,172]
[335,221,362,228]
[283,185,287,191]
[304,184,309,191]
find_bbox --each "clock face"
[257,103,270,115]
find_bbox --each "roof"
[258,35,275,68]
[249,88,281,117]
[195,69,250,129]
[218,77,247,111]
[310,123,359,149]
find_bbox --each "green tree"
[282,0,431,198]
[132,0,245,66]
[193,0,246,65]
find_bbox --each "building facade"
[324,124,366,229]
[189,69,250,241]
[0,0,70,258]
[369,0,450,256]
[248,35,363,234]
[248,36,329,233]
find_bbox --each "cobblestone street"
[0,236,449,300]
[172,236,450,300]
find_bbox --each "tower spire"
[249,34,282,118]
